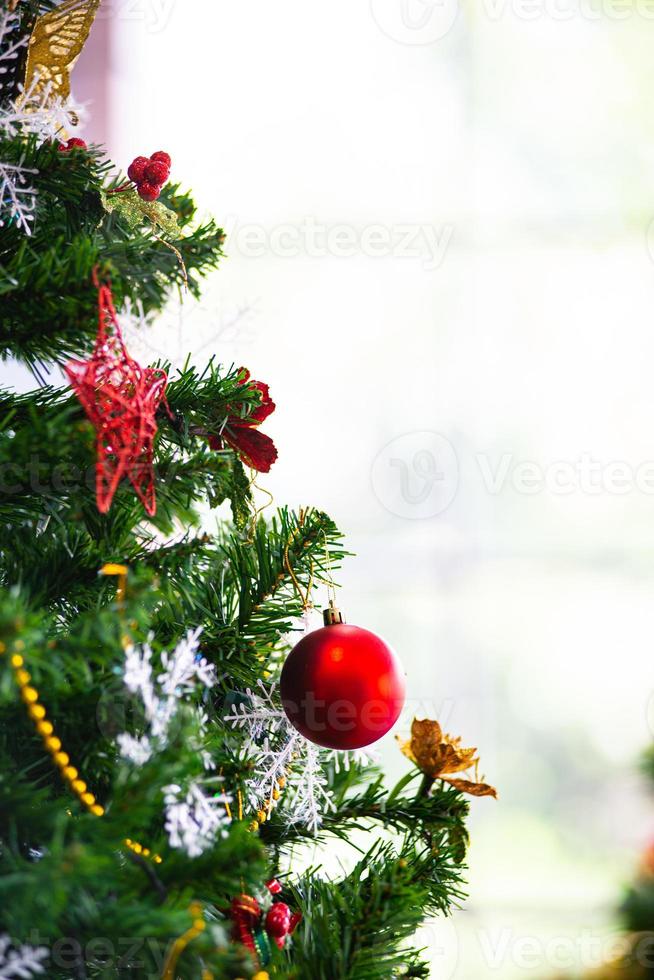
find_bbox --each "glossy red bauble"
[280,618,405,750]
[265,903,291,939]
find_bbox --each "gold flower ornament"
[398,718,497,799]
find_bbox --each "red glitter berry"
[150,150,171,168]
[59,137,87,152]
[144,160,169,186]
[127,155,149,183]
[137,182,161,202]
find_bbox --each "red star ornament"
[65,280,169,516]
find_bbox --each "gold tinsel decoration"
[22,0,101,103]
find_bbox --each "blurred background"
[9,1,654,976]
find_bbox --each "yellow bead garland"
[161,902,210,980]
[0,640,105,817]
[248,772,288,832]
[0,638,161,862]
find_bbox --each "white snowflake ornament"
[0,935,48,980]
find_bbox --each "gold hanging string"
[151,232,189,290]
[242,512,315,831]
[321,530,337,607]
[245,470,275,544]
[100,563,131,648]
[283,508,315,611]
[100,562,128,605]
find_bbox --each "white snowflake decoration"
[115,732,153,766]
[117,626,216,763]
[118,287,259,372]
[2,78,82,143]
[0,158,37,233]
[0,935,48,980]
[163,780,232,858]
[1,7,84,235]
[226,681,376,833]
[0,9,25,84]
[117,629,229,856]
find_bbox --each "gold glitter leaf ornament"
[101,188,182,238]
[398,718,498,799]
[22,0,101,103]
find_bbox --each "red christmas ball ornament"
[127,155,149,182]
[265,903,291,939]
[137,181,161,202]
[280,604,405,750]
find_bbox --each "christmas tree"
[0,3,496,977]
[587,746,654,980]
[551,747,654,980]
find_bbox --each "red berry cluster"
[127,151,171,202]
[58,137,88,152]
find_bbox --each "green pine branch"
[0,137,224,367]
[262,769,470,857]
[286,840,465,980]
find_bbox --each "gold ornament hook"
[323,601,345,626]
